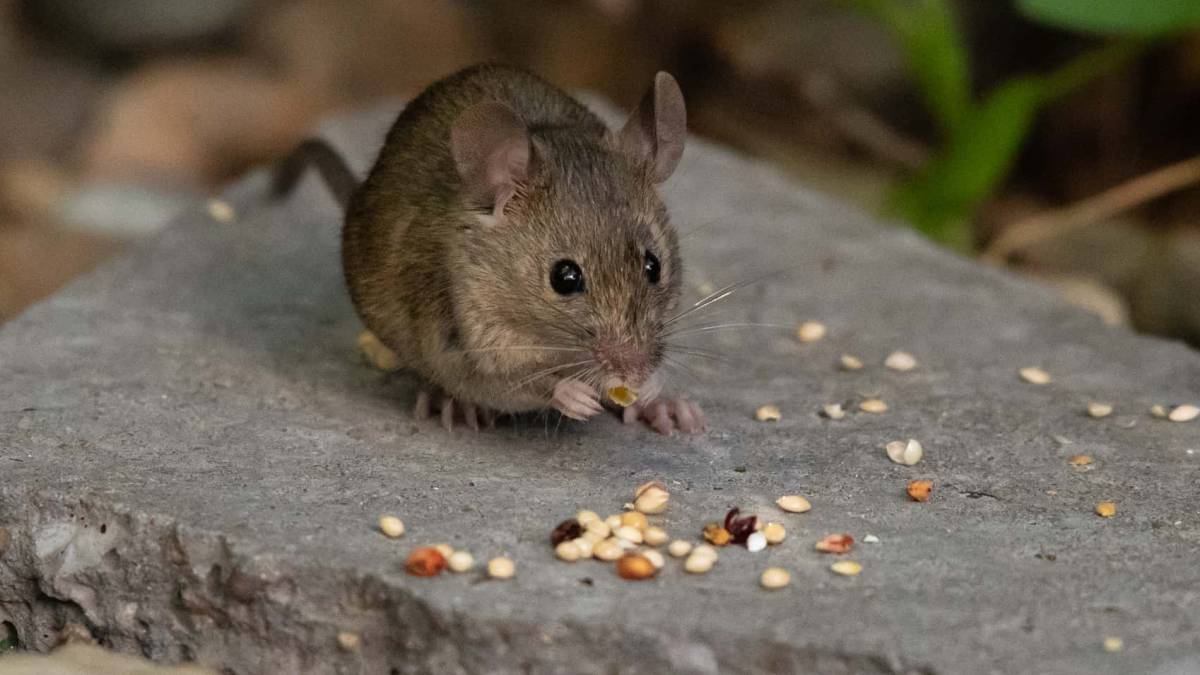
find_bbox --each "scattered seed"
[643,526,669,546]
[815,533,854,554]
[1096,501,1117,518]
[702,523,732,546]
[776,495,812,513]
[634,481,670,514]
[433,543,454,558]
[593,538,624,561]
[616,554,657,580]
[1150,404,1168,418]
[839,354,864,370]
[405,547,446,577]
[859,399,888,413]
[885,439,923,466]
[555,541,581,562]
[378,515,405,539]
[621,511,649,530]
[884,351,918,372]
[572,537,594,559]
[822,403,846,420]
[796,321,827,343]
[684,551,716,573]
[487,556,515,579]
[1068,454,1093,467]
[907,479,933,502]
[760,567,791,590]
[576,510,600,526]
[447,550,474,572]
[668,540,693,558]
[762,522,786,545]
[863,534,880,544]
[337,631,361,651]
[604,514,623,530]
[830,560,863,576]
[746,532,767,552]
[1087,402,1114,418]
[1019,367,1051,384]
[1169,404,1199,422]
[756,405,782,422]
[206,198,236,222]
[1103,637,1123,652]
[641,549,666,569]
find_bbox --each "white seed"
[822,403,846,420]
[884,351,918,372]
[1103,637,1123,653]
[593,538,624,561]
[604,514,623,530]
[434,543,454,559]
[576,510,600,526]
[447,550,475,572]
[1169,404,1199,422]
[863,534,880,544]
[1019,367,1051,384]
[555,541,581,562]
[796,321,827,343]
[691,544,719,560]
[760,567,791,589]
[755,405,782,422]
[839,354,864,370]
[762,522,786,545]
[337,631,361,651]
[643,526,669,546]
[615,525,644,544]
[634,481,670,514]
[830,560,863,576]
[377,515,405,539]
[1150,404,1167,418]
[206,198,236,223]
[641,549,666,569]
[667,540,693,557]
[684,551,715,573]
[776,495,812,513]
[859,399,888,413]
[572,537,594,559]
[1087,402,1114,418]
[746,532,767,552]
[885,439,924,466]
[487,556,515,579]
[585,520,611,540]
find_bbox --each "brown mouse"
[278,64,703,435]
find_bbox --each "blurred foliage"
[846,0,1194,251]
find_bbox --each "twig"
[983,154,1200,263]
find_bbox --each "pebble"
[1169,404,1199,422]
[746,532,767,552]
[446,550,475,573]
[796,321,827,343]
[885,439,923,466]
[1019,367,1052,384]
[667,540,693,558]
[830,560,863,576]
[839,354,864,370]
[487,556,515,579]
[884,351,918,372]
[755,405,782,422]
[859,399,889,413]
[760,567,791,589]
[377,515,405,539]
[1087,402,1114,418]
[776,495,812,513]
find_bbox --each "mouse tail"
[272,138,359,211]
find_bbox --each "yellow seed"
[634,481,670,514]
[830,560,862,576]
[839,354,864,370]
[555,541,581,562]
[641,549,666,569]
[576,510,600,526]
[1068,454,1093,466]
[377,515,405,539]
[691,544,719,560]
[621,511,649,530]
[432,543,454,559]
[884,351,918,372]
[1019,367,1051,384]
[447,550,474,572]
[702,523,731,546]
[755,405,782,422]
[337,631,361,651]
[643,526,668,546]
[607,386,638,407]
[572,537,594,559]
[760,567,791,589]
[796,321,827,343]
[487,556,515,579]
[1103,636,1123,652]
[593,538,624,561]
[1087,402,1114,418]
[859,399,888,413]
[684,551,715,573]
[776,495,812,513]
[1169,404,1200,422]
[667,540,693,557]
[1096,501,1117,518]
[762,522,787,544]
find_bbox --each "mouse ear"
[618,71,686,183]
[451,100,533,217]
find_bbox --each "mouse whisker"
[660,355,705,386]
[506,358,597,396]
[664,269,788,328]
[663,322,789,338]
[450,345,588,355]
[662,345,732,365]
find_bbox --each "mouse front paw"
[624,396,705,435]
[550,378,603,421]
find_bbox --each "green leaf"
[1018,0,1200,36]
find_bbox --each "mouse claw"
[414,390,433,420]
[551,379,603,421]
[440,396,455,431]
[628,396,705,435]
[463,403,480,431]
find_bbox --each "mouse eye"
[643,251,661,284]
[550,259,585,295]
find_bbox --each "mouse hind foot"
[624,396,705,435]
[414,389,499,431]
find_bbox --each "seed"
[378,515,405,539]
[643,526,669,546]
[815,533,854,554]
[641,549,666,569]
[839,354,864,371]
[206,198,236,222]
[433,543,454,558]
[796,321,827,343]
[859,399,888,413]
[1067,454,1093,466]
[760,567,791,589]
[405,547,446,577]
[486,556,515,579]
[830,560,862,576]
[863,534,880,544]
[1087,402,1114,418]
[593,538,624,561]
[1103,636,1123,652]
[776,495,812,513]
[762,522,786,544]
[337,631,361,651]
[822,403,846,420]
[607,386,638,407]
[907,479,933,502]
[1019,367,1051,384]
[1095,501,1117,518]
[576,510,600,526]
[621,511,649,530]
[746,532,767,552]
[615,525,644,544]
[667,540,693,557]
[555,541,581,562]
[447,550,475,572]
[1169,404,1199,422]
[691,544,719,560]
[1150,404,1167,418]
[884,351,918,372]
[604,514,623,530]
[755,405,782,422]
[684,551,715,573]
[585,520,611,540]
[634,481,670,514]
[885,439,923,466]
[702,523,732,546]
[571,537,594,559]
[616,554,657,580]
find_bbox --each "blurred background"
[1,0,1199,345]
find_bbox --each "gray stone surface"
[2,101,1200,675]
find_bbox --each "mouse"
[276,63,704,435]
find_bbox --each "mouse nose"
[592,339,651,385]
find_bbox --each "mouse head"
[449,73,687,397]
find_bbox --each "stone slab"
[1,100,1199,675]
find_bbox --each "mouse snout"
[592,337,653,387]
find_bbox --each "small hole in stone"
[0,621,17,650]
[100,524,107,534]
